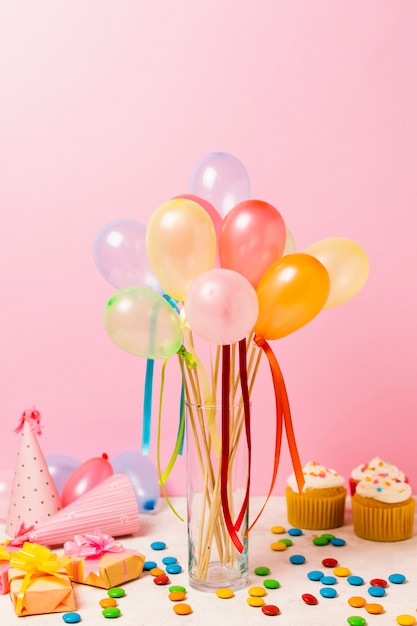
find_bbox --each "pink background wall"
[1,1,416,498]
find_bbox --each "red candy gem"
[262,604,280,616]
[302,593,318,605]
[370,578,387,587]
[153,574,170,585]
[322,558,338,568]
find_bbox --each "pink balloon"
[184,268,259,345]
[61,454,114,507]
[219,199,286,288]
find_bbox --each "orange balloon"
[254,253,330,340]
[304,237,369,309]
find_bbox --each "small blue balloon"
[112,451,160,513]
[46,455,81,494]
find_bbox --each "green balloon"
[103,286,183,359]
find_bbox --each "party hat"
[6,407,62,537]
[26,473,140,547]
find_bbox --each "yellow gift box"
[8,542,75,617]
[64,529,145,589]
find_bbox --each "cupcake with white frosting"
[352,474,415,541]
[285,461,347,530]
[349,457,407,496]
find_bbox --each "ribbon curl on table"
[9,542,70,616]
[14,406,42,435]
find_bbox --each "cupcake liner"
[286,486,346,530]
[352,494,415,541]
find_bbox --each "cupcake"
[349,457,406,496]
[285,461,347,530]
[352,475,414,541]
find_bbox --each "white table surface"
[1,496,417,626]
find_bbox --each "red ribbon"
[14,406,42,436]
[247,335,305,533]
[233,338,251,532]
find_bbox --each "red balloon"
[61,453,113,507]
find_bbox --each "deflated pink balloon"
[219,199,286,288]
[61,454,114,507]
[184,268,259,345]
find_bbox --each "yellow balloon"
[304,237,369,309]
[254,253,330,340]
[146,199,217,301]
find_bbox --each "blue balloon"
[46,454,81,494]
[112,451,160,513]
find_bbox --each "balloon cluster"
[94,151,369,355]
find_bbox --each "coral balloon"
[93,219,162,292]
[304,237,369,309]
[146,198,216,301]
[46,455,81,494]
[185,268,259,345]
[112,451,160,513]
[61,454,114,507]
[219,199,286,288]
[103,286,183,359]
[188,151,251,216]
[254,253,330,340]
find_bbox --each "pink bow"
[6,522,35,547]
[14,406,42,435]
[64,529,124,558]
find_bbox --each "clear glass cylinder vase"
[186,402,249,592]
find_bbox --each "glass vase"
[186,402,249,592]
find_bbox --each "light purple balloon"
[188,152,251,217]
[112,451,160,513]
[46,454,81,495]
[93,219,162,292]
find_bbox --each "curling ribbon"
[14,406,42,436]
[9,542,70,616]
[220,345,244,553]
[141,359,154,455]
[247,335,305,534]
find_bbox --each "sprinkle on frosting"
[350,457,405,483]
[287,461,345,492]
[356,475,412,503]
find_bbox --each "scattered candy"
[270,525,286,534]
[334,566,351,577]
[347,575,364,586]
[289,554,306,565]
[370,578,387,587]
[319,587,337,598]
[320,533,335,540]
[62,614,81,624]
[330,537,346,546]
[307,570,324,581]
[313,537,329,546]
[322,558,338,568]
[166,563,182,574]
[302,593,318,605]
[102,607,121,618]
[347,596,367,608]
[154,574,170,585]
[321,575,337,585]
[107,588,125,598]
[215,588,235,599]
[270,541,287,551]
[366,603,384,614]
[254,566,271,576]
[143,560,158,570]
[247,597,265,607]
[262,604,280,616]
[169,591,186,602]
[150,541,167,550]
[347,617,367,626]
[99,598,118,608]
[263,579,280,589]
[169,585,187,593]
[149,567,165,576]
[288,527,302,536]
[173,603,192,615]
[162,556,178,565]
[279,538,293,547]
[396,616,416,626]
[248,586,266,597]
[389,573,406,584]
[368,585,385,597]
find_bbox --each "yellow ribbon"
[0,545,11,561]
[9,542,70,616]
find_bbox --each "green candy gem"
[169,585,187,593]
[254,566,270,576]
[347,617,366,626]
[102,607,121,618]
[107,587,125,598]
[279,538,293,546]
[313,537,329,546]
[320,533,335,540]
[263,579,280,589]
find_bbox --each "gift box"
[8,542,75,617]
[64,529,145,589]
[0,546,12,595]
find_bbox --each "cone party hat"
[6,406,62,537]
[26,473,140,547]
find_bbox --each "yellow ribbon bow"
[9,542,70,616]
[0,545,11,561]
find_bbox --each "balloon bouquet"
[93,151,369,583]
